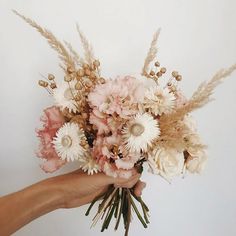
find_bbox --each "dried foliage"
[159,64,236,141]
[142,29,161,76]
[64,40,83,66]
[13,10,75,70]
[76,24,94,66]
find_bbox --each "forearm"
[0,178,63,236]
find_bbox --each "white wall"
[0,0,236,235]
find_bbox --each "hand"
[49,170,146,208]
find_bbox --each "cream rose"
[153,148,185,180]
[186,151,207,173]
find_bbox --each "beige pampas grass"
[160,64,236,132]
[13,10,75,71]
[64,41,83,66]
[76,24,94,66]
[142,29,161,76]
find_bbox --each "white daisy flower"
[144,86,175,116]
[122,113,160,152]
[79,155,101,175]
[53,123,86,161]
[53,80,78,113]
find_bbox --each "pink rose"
[36,106,66,173]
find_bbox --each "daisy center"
[130,123,145,136]
[61,135,72,148]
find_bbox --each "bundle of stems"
[86,186,149,236]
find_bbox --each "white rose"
[153,148,184,180]
[186,151,207,174]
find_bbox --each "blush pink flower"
[92,134,140,179]
[88,76,145,118]
[36,106,66,173]
[89,109,110,135]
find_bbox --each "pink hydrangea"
[92,134,140,179]
[36,106,66,173]
[88,76,144,119]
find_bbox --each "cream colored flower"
[152,148,184,180]
[186,151,207,173]
[53,80,78,113]
[53,123,86,161]
[79,155,100,175]
[122,113,160,152]
[144,86,175,115]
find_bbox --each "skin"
[0,170,146,236]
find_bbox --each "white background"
[0,0,236,236]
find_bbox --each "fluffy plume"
[64,40,83,66]
[76,24,94,65]
[142,28,161,76]
[160,64,236,129]
[13,10,75,71]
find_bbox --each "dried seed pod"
[64,75,72,82]
[75,94,81,101]
[99,77,106,84]
[77,69,84,77]
[50,83,57,89]
[83,63,89,69]
[160,67,166,73]
[156,71,162,77]
[149,70,155,76]
[75,81,82,90]
[154,61,160,67]
[67,66,74,74]
[170,85,177,92]
[38,80,48,87]
[85,80,93,88]
[48,74,55,80]
[176,75,182,81]
[84,68,91,76]
[172,71,178,78]
[89,72,97,80]
[93,60,100,67]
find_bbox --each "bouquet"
[14,10,236,236]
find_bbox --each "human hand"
[48,170,146,209]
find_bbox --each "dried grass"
[76,24,94,65]
[13,10,75,70]
[142,29,161,76]
[160,64,236,129]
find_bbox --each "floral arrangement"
[14,10,236,236]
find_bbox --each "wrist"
[37,177,65,211]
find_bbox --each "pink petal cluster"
[88,76,144,118]
[92,133,140,179]
[36,106,66,173]
[88,76,145,178]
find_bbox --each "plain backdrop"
[0,0,236,236]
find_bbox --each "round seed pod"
[176,75,182,81]
[38,80,48,87]
[48,74,55,80]
[50,83,57,89]
[154,61,160,67]
[160,67,166,73]
[67,66,74,74]
[64,75,72,82]
[172,71,178,78]
[77,69,84,77]
[149,70,155,76]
